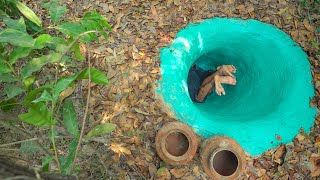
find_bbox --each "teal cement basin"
[158,18,317,156]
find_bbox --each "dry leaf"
[149,163,157,179]
[296,134,305,141]
[236,4,245,11]
[310,154,320,177]
[276,134,282,141]
[167,0,173,6]
[132,44,138,53]
[303,19,315,32]
[173,0,180,6]
[314,137,320,148]
[150,3,158,21]
[113,13,124,32]
[132,52,139,60]
[193,166,200,177]
[108,5,114,13]
[109,143,132,156]
[310,98,317,107]
[257,169,266,177]
[273,145,286,164]
[170,168,186,178]
[79,43,87,57]
[247,6,255,13]
[58,85,75,102]
[277,7,288,15]
[134,108,150,115]
[156,167,171,180]
[290,30,299,41]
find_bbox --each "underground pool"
[158,18,317,156]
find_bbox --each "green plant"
[0,0,115,175]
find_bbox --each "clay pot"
[200,136,246,179]
[155,122,198,165]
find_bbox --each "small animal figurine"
[196,65,236,102]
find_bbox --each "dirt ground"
[1,0,320,179]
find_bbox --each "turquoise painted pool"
[158,18,317,156]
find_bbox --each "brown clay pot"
[200,136,246,180]
[155,122,198,165]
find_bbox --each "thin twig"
[0,155,30,163]
[50,124,61,172]
[0,136,68,148]
[94,148,110,176]
[50,30,99,172]
[0,121,51,156]
[0,148,20,151]
[71,45,91,173]
[122,154,145,179]
[0,138,38,148]
[4,176,36,180]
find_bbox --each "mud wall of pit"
[157,18,317,156]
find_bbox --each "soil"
[165,132,189,157]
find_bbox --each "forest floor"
[1,0,320,179]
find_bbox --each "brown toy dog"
[195,65,236,102]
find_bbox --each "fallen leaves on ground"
[310,154,320,177]
[156,167,171,180]
[273,145,286,164]
[13,0,319,179]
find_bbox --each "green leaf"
[49,4,66,23]
[53,75,77,102]
[0,98,17,111]
[86,123,116,139]
[14,1,42,27]
[32,90,52,103]
[0,28,34,47]
[0,61,11,74]
[18,102,52,126]
[34,34,51,49]
[4,85,24,99]
[71,42,85,61]
[0,73,17,83]
[42,156,53,172]
[23,75,35,91]
[19,141,41,154]
[79,19,99,41]
[54,22,85,36]
[77,68,108,85]
[54,23,91,42]
[21,53,60,79]
[9,47,32,64]
[25,18,42,32]
[82,11,111,31]
[53,68,108,102]
[3,17,26,32]
[63,99,79,139]
[0,9,9,19]
[46,36,67,52]
[61,139,78,174]
[80,11,111,40]
[23,84,52,106]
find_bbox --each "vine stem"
[0,138,38,148]
[50,121,61,172]
[0,114,51,156]
[50,30,98,172]
[70,45,91,173]
[0,136,67,148]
